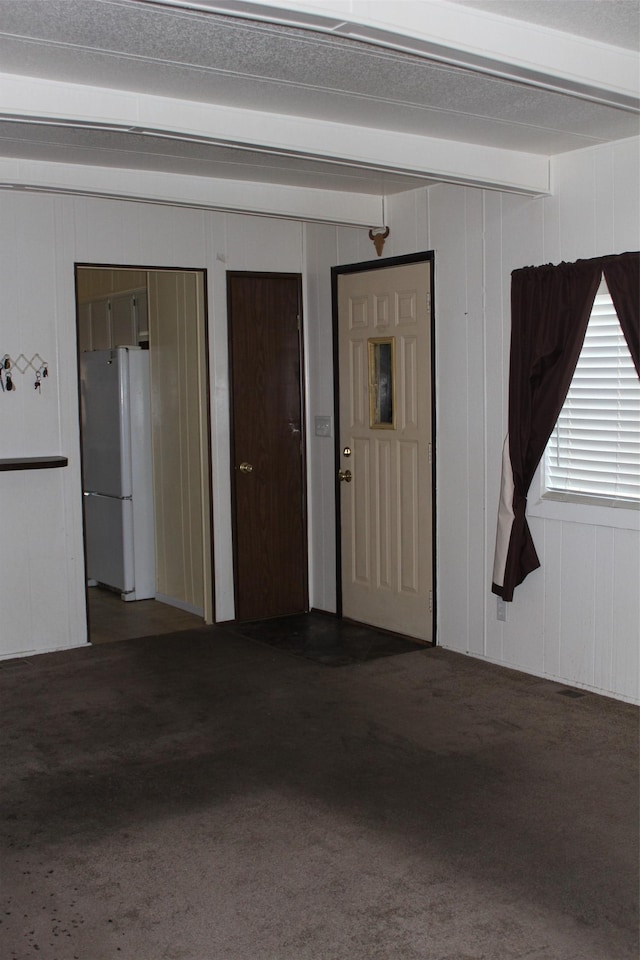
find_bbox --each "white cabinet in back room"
[78,288,148,351]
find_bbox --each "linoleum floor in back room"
[87,586,203,643]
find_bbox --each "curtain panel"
[492,251,640,602]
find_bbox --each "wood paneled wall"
[0,138,637,703]
[147,271,209,617]
[76,268,147,303]
[422,138,639,702]
[0,194,302,658]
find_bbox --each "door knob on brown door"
[239,462,253,474]
[338,469,352,483]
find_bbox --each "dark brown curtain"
[493,251,639,602]
[603,253,640,375]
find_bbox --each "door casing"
[331,251,437,641]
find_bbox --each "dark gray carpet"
[1,626,638,959]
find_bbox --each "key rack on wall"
[0,353,66,469]
[1,353,49,393]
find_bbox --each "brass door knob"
[239,462,253,474]
[338,469,352,483]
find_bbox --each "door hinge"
[426,292,431,313]
[428,442,432,465]
[429,589,433,614]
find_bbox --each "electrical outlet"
[496,597,507,622]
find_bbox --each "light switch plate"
[315,416,332,438]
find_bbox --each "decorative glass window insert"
[368,337,395,428]
[544,278,640,505]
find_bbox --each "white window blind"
[545,277,640,504]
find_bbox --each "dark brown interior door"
[228,272,308,621]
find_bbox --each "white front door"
[337,260,433,641]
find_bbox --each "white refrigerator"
[80,346,156,601]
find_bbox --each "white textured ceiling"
[450,0,640,51]
[0,0,638,211]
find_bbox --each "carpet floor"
[1,624,638,960]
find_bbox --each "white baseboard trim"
[154,593,204,617]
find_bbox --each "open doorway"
[75,265,213,644]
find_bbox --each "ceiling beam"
[0,73,550,196]
[0,156,385,225]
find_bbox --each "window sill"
[528,469,640,531]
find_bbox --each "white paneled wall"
[1,137,637,702]
[419,137,640,703]
[0,194,82,658]
[0,193,305,657]
[303,223,339,614]
[303,207,429,614]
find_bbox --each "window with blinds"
[544,277,640,505]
